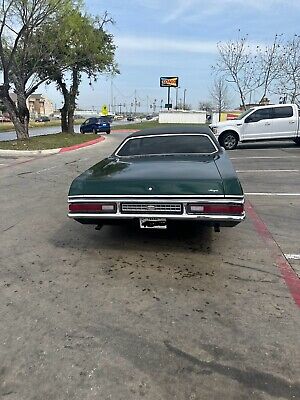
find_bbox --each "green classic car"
[68,126,245,231]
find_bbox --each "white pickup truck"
[210,103,300,150]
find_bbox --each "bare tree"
[215,34,259,110]
[210,77,230,121]
[276,34,300,105]
[198,101,213,111]
[177,102,191,110]
[255,34,282,103]
[0,0,67,139]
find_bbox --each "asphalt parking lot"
[0,134,299,400]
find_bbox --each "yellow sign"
[101,104,108,116]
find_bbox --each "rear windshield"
[116,134,218,156]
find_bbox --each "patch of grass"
[112,121,208,131]
[0,119,85,133]
[0,133,99,150]
[112,121,160,130]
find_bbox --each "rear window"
[116,134,218,156]
[273,106,293,119]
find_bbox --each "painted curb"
[59,136,105,153]
[0,129,137,157]
[0,136,107,157]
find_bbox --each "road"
[0,134,300,399]
[0,119,137,141]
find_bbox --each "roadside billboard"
[160,77,179,88]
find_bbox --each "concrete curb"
[0,148,61,156]
[0,129,136,157]
[111,129,138,133]
[0,136,106,157]
[59,136,105,153]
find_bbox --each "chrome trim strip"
[68,212,245,222]
[114,133,219,157]
[68,194,244,199]
[68,196,245,204]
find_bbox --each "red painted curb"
[59,136,105,153]
[245,200,300,308]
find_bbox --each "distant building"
[1,93,54,119]
[27,94,54,118]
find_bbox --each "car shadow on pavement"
[237,141,298,150]
[52,220,214,255]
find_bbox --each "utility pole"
[153,99,157,113]
[175,87,180,110]
[134,90,137,115]
[110,78,114,114]
[183,89,187,110]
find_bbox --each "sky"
[44,0,300,112]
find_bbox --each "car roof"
[128,125,214,138]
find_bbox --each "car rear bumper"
[68,195,245,226]
[96,126,110,132]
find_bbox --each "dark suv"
[80,117,111,134]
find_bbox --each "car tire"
[80,128,84,134]
[92,128,97,134]
[293,138,300,145]
[219,131,239,150]
[106,130,111,134]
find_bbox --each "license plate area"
[139,217,167,229]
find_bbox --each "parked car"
[80,117,110,134]
[0,116,11,122]
[210,103,300,150]
[68,126,245,232]
[127,116,135,121]
[146,115,153,120]
[35,116,51,122]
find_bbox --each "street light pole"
[183,89,187,110]
[175,86,180,110]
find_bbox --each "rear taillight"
[69,203,116,213]
[188,203,244,215]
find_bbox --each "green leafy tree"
[42,10,117,133]
[0,0,71,139]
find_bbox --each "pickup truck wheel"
[92,128,97,134]
[293,138,300,145]
[80,128,84,134]
[106,130,111,134]
[219,132,238,150]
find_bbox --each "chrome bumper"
[68,195,245,223]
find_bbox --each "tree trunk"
[67,108,74,134]
[67,68,80,134]
[0,85,29,139]
[16,91,30,136]
[56,69,80,134]
[60,103,68,132]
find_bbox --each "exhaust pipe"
[214,224,220,233]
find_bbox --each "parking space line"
[245,201,300,308]
[232,147,300,152]
[231,156,299,159]
[285,254,300,260]
[36,166,57,174]
[245,193,300,196]
[237,170,299,173]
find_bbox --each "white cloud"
[147,0,300,23]
[115,36,218,54]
